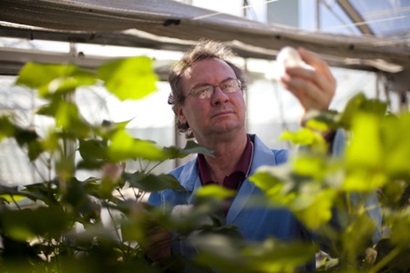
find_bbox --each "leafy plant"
[250,93,410,272]
[0,57,217,273]
[1,56,409,273]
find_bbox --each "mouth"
[211,110,233,118]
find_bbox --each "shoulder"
[272,149,288,165]
[251,134,289,166]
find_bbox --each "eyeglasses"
[186,79,242,100]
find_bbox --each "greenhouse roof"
[0,0,409,76]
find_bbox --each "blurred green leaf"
[195,184,236,200]
[0,193,26,203]
[251,165,302,194]
[14,127,38,146]
[292,155,326,181]
[79,139,108,162]
[340,93,387,129]
[243,238,316,272]
[280,128,325,147]
[384,113,410,178]
[2,206,70,240]
[305,118,330,132]
[41,131,61,153]
[293,190,336,229]
[303,109,340,130]
[62,178,101,222]
[97,119,131,140]
[108,130,168,161]
[55,101,92,137]
[164,140,213,159]
[125,172,185,192]
[193,234,316,273]
[17,62,96,96]
[98,56,158,100]
[251,165,335,229]
[0,115,15,141]
[343,170,386,191]
[346,112,382,170]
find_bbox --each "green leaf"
[97,119,131,139]
[11,127,44,160]
[27,139,44,161]
[23,181,59,204]
[98,56,158,101]
[63,178,101,221]
[183,140,213,156]
[0,116,15,141]
[79,139,108,161]
[164,140,213,159]
[125,172,185,192]
[108,130,168,161]
[14,127,38,146]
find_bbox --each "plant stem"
[369,246,401,273]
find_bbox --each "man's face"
[175,58,246,143]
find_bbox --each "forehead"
[182,58,236,86]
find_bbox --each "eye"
[192,85,213,98]
[220,80,237,93]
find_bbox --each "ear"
[175,105,187,124]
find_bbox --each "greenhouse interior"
[0,1,410,272]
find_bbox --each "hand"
[279,48,336,112]
[141,226,172,262]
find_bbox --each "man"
[146,40,378,271]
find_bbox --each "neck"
[200,133,248,183]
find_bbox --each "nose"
[211,86,229,105]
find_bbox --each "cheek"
[234,95,246,115]
[179,104,200,124]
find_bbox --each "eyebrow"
[190,77,235,90]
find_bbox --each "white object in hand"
[275,47,312,80]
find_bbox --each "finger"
[146,228,172,243]
[298,47,335,84]
[280,75,330,111]
[285,59,336,108]
[285,66,335,97]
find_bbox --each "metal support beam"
[336,0,375,35]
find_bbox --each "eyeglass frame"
[185,78,242,100]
